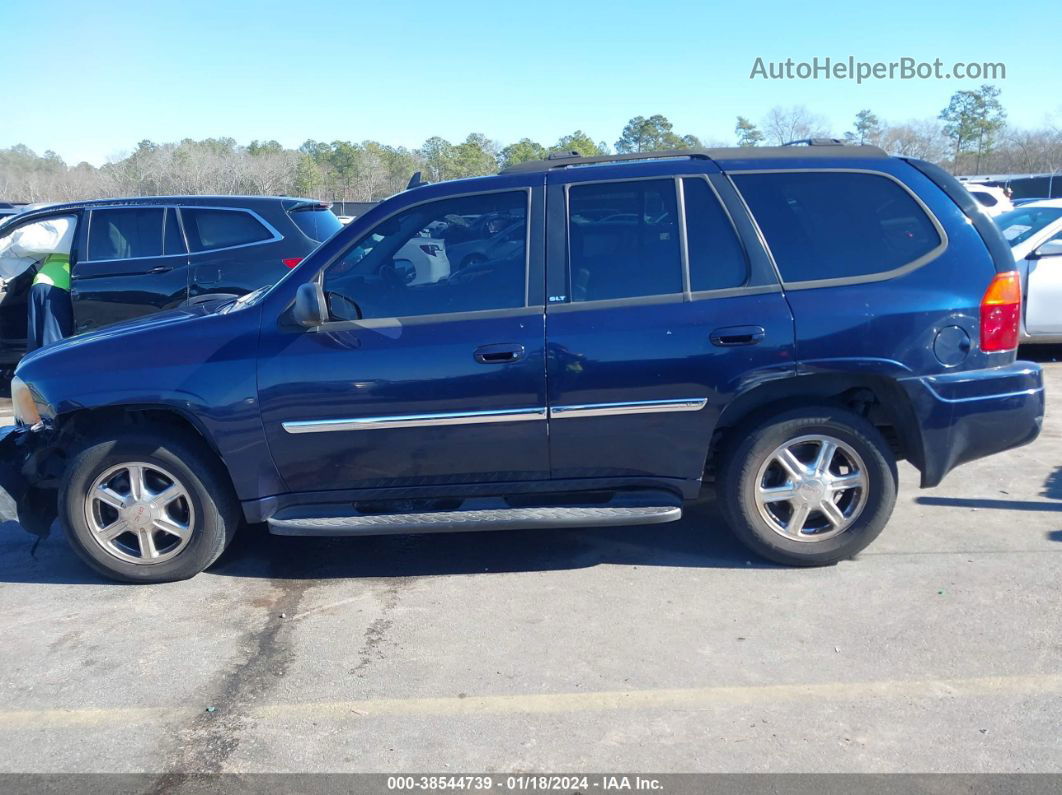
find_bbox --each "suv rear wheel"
[59,430,239,583]
[718,407,898,566]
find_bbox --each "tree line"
[2,85,1060,204]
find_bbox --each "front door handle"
[474,343,525,364]
[710,325,766,346]
[148,265,172,274]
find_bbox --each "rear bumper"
[900,362,1045,488]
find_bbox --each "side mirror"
[293,281,327,327]
[1031,239,1062,259]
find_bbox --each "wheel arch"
[706,373,925,479]
[39,404,234,493]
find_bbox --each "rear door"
[543,164,796,484]
[72,206,189,332]
[181,206,288,302]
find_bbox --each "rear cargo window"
[181,208,274,252]
[733,171,942,284]
[289,208,342,243]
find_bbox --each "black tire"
[59,429,240,583]
[718,406,898,566]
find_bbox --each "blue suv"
[0,145,1045,582]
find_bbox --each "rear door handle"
[148,265,172,274]
[474,343,525,364]
[710,325,766,347]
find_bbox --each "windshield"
[288,207,342,243]
[995,206,1062,247]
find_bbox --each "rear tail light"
[979,270,1021,352]
[282,257,302,268]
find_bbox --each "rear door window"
[567,179,682,301]
[733,171,942,284]
[163,208,185,255]
[181,208,274,252]
[682,178,748,291]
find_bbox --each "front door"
[72,206,189,332]
[258,184,549,494]
[544,166,796,484]
[1025,232,1062,336]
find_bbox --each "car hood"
[18,305,207,366]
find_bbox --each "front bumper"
[900,362,1045,488]
[0,424,32,502]
[0,423,59,537]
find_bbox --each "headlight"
[11,377,42,426]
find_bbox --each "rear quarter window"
[733,171,943,284]
[181,208,274,252]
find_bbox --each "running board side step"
[267,495,683,537]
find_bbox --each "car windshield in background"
[289,208,342,243]
[995,206,1062,246]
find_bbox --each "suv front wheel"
[718,407,898,566]
[59,430,240,583]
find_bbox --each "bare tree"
[878,120,950,162]
[762,106,831,145]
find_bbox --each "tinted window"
[568,179,681,301]
[163,209,185,255]
[734,172,941,283]
[289,208,342,243]
[971,190,998,207]
[683,178,748,291]
[181,208,273,252]
[89,208,163,260]
[322,191,527,320]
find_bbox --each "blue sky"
[1,0,1057,165]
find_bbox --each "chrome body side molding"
[282,399,707,434]
[549,398,707,419]
[282,408,547,434]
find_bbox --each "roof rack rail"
[781,138,846,147]
[500,148,714,175]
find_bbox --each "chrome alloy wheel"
[85,462,195,564]
[754,434,869,542]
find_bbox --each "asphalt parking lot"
[0,355,1059,775]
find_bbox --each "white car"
[995,199,1062,343]
[965,184,1013,217]
[445,220,525,270]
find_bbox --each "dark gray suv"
[0,195,341,364]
